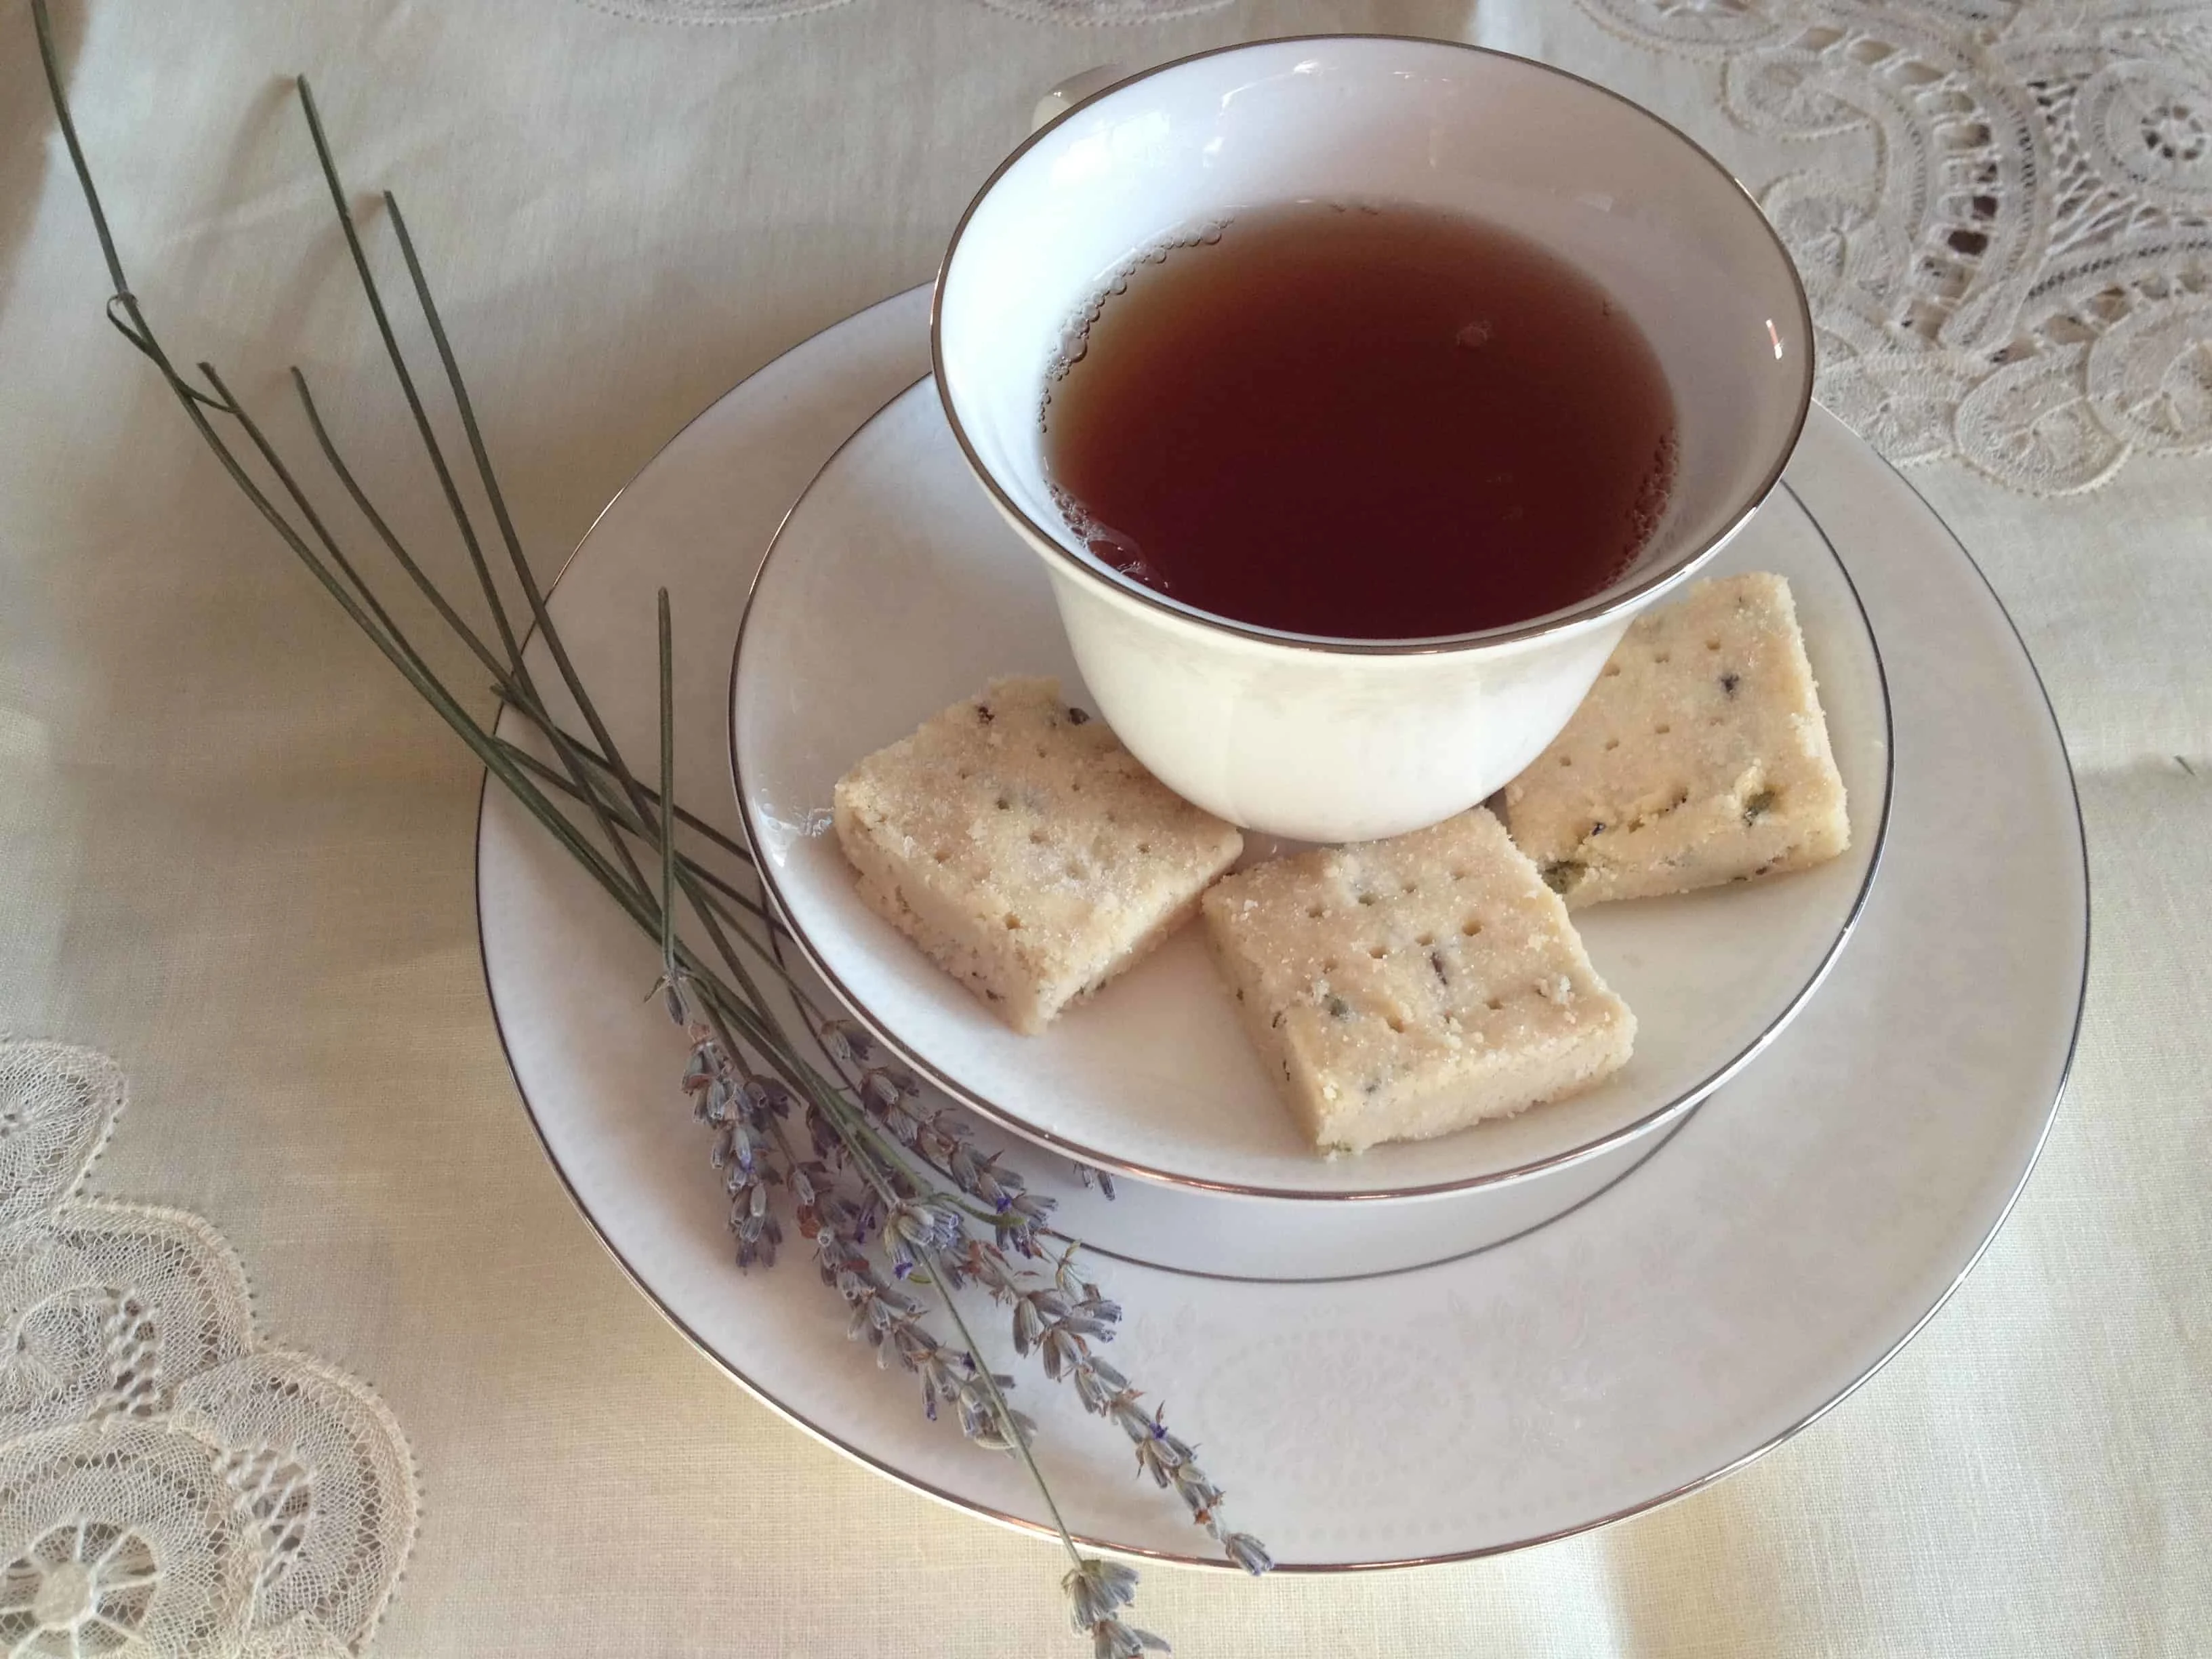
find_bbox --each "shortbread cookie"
[1202,808,1634,1153]
[833,676,1242,1034]
[1502,572,1849,907]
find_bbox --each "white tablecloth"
[3,1,2205,1653]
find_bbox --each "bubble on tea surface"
[1620,429,1679,571]
[1039,215,1234,422]
[1047,479,1169,594]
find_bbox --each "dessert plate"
[733,380,1889,1197]
[475,286,2085,1565]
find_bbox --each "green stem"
[197,365,432,687]
[492,741,768,920]
[289,87,661,912]
[382,192,653,832]
[293,77,529,680]
[657,589,678,987]
[921,1244,1088,1574]
[292,366,519,695]
[497,702,754,865]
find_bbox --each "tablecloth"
[2,1,2206,1653]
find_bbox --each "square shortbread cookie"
[1501,572,1849,908]
[1202,808,1635,1153]
[833,676,1242,1035]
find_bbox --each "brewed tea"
[1043,203,1677,640]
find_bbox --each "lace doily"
[0,1042,417,1659]
[1579,0,2212,493]
[575,0,854,23]
[970,0,1232,21]
[577,0,1229,21]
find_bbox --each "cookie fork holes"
[1367,945,1389,960]
[1460,919,1483,937]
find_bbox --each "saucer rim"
[726,374,1895,1203]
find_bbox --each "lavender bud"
[1063,1559,1141,1631]
[1170,1463,1222,1516]
[1221,1532,1273,1575]
[1072,1363,1115,1414]
[1092,1619,1170,1658]
[1134,1437,1178,1488]
[1110,1394,1153,1443]
[1042,1326,1085,1382]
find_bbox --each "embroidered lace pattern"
[0,1042,418,1658]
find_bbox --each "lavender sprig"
[806,1017,1271,1576]
[30,2,1269,1644]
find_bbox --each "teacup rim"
[930,33,1817,658]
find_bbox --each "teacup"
[934,36,1811,843]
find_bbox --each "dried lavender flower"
[1092,1620,1172,1659]
[1065,1559,1170,1657]
[1073,1162,1118,1200]
[1063,1558,1141,1631]
[1221,1532,1274,1576]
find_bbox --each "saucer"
[733,379,1889,1198]
[475,286,2085,1565]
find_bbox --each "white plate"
[733,379,1889,1198]
[476,287,2085,1566]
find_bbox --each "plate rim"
[472,286,2089,1572]
[726,373,1898,1201]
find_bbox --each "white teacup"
[933,37,1811,844]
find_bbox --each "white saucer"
[733,378,1890,1199]
[475,287,2085,1566]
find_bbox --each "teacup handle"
[1031,65,1127,134]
